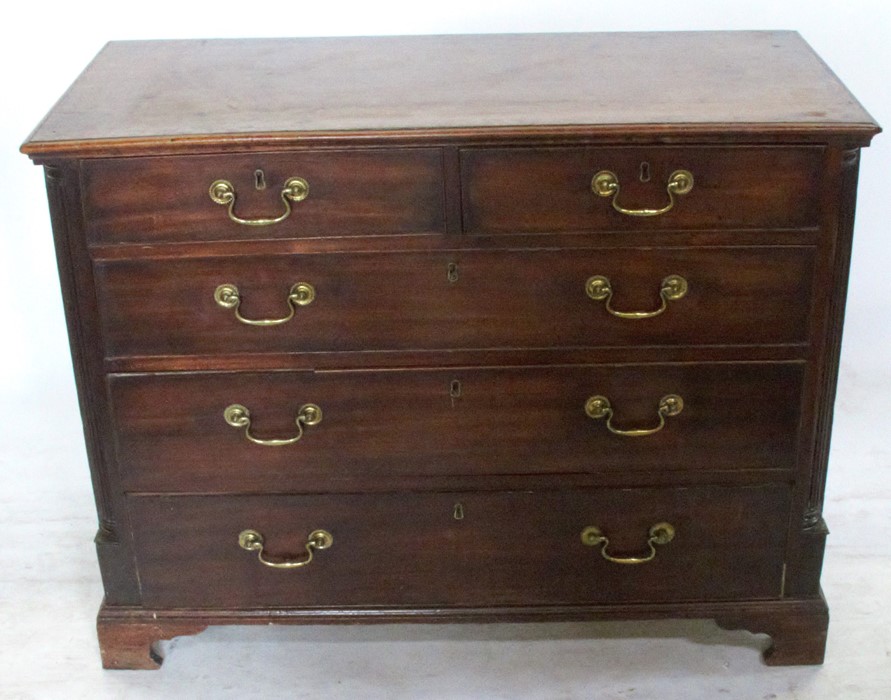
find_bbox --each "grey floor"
[1,310,890,699]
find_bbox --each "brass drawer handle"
[224,403,322,447]
[214,282,315,326]
[581,522,675,565]
[585,394,683,437]
[586,274,687,319]
[238,529,333,569]
[591,169,693,217]
[209,176,308,226]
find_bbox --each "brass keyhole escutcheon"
[453,503,465,520]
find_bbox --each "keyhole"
[639,162,651,183]
[254,169,267,190]
[453,503,465,520]
[447,262,459,283]
[449,379,462,408]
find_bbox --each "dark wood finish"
[715,592,829,666]
[110,363,803,493]
[90,228,820,261]
[103,345,808,375]
[94,246,815,357]
[21,33,878,158]
[82,150,445,244]
[127,486,790,608]
[462,146,824,232]
[96,595,829,668]
[803,148,862,527]
[24,33,879,669]
[783,146,862,597]
[97,613,207,670]
[42,164,141,605]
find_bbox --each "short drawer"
[128,485,790,608]
[461,146,824,233]
[110,363,803,493]
[94,246,814,357]
[81,149,446,244]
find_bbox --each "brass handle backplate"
[224,403,322,447]
[585,394,683,437]
[238,528,333,569]
[591,169,693,217]
[214,282,315,326]
[209,176,309,226]
[586,274,687,319]
[581,522,675,564]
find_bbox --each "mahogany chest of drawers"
[22,32,879,669]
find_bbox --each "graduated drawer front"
[110,363,803,493]
[81,149,446,244]
[94,246,814,358]
[461,146,823,233]
[128,485,790,608]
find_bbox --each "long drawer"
[81,149,446,244]
[94,246,815,358]
[461,146,824,233]
[128,485,790,608]
[110,362,803,493]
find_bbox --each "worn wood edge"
[43,164,142,604]
[97,595,829,668]
[803,147,862,528]
[87,233,822,262]
[21,122,881,161]
[19,41,110,156]
[98,594,831,623]
[121,470,795,497]
[715,590,829,666]
[104,350,810,375]
[97,605,208,670]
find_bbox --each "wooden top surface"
[22,31,880,157]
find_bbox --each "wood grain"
[127,485,790,608]
[23,32,879,669]
[93,246,816,357]
[42,164,142,605]
[109,362,804,493]
[22,32,879,158]
[96,594,829,669]
[82,149,446,244]
[462,146,824,232]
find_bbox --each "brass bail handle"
[214,282,315,326]
[224,403,322,447]
[238,529,333,569]
[585,394,683,437]
[209,176,309,226]
[586,274,688,319]
[581,522,676,564]
[592,169,693,217]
